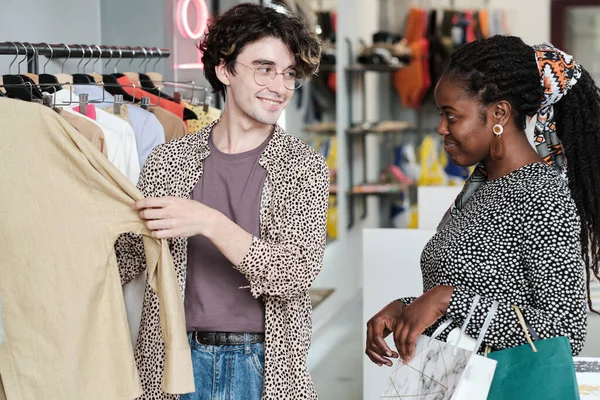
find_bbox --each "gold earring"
[490,124,504,160]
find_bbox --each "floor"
[310,301,600,400]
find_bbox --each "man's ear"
[215,60,231,86]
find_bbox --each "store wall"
[0,0,102,44]
[99,0,171,79]
[0,0,102,73]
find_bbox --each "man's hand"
[394,285,454,363]
[366,300,404,367]
[133,196,218,239]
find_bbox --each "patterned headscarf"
[437,43,581,230]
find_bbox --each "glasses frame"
[235,61,304,90]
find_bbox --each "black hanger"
[3,74,43,101]
[39,74,63,94]
[100,46,137,102]
[72,73,96,84]
[2,43,43,101]
[139,73,176,100]
[136,47,197,120]
[102,73,136,102]
[39,43,67,93]
[72,45,97,84]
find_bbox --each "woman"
[366,35,600,366]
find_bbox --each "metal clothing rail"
[0,43,171,74]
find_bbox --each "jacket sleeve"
[444,196,588,355]
[115,147,165,285]
[235,152,330,300]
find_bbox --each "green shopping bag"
[486,305,580,400]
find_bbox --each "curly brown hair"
[199,3,322,94]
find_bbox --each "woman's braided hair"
[447,35,600,313]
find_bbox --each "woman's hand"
[365,300,404,367]
[394,285,454,363]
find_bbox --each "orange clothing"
[393,8,431,109]
[117,76,184,120]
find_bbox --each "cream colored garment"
[23,73,40,85]
[0,98,194,399]
[23,73,39,84]
[54,73,74,86]
[90,72,103,83]
[0,375,5,400]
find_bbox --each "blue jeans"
[181,333,265,400]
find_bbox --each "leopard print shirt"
[115,121,330,400]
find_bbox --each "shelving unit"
[343,48,412,228]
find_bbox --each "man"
[116,3,328,400]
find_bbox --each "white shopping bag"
[381,295,498,400]
[449,298,498,400]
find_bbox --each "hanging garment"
[50,89,141,184]
[465,10,476,43]
[183,102,221,134]
[479,9,490,38]
[0,98,194,399]
[473,11,485,40]
[148,105,188,142]
[59,108,107,155]
[145,72,164,89]
[91,108,140,184]
[74,85,165,169]
[117,75,185,119]
[393,8,431,108]
[427,9,451,96]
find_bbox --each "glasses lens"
[288,78,304,90]
[282,69,304,90]
[254,64,273,86]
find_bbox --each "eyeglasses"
[235,61,304,90]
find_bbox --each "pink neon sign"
[175,0,208,69]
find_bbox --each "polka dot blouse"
[401,162,588,355]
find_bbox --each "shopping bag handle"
[430,294,481,344]
[484,305,538,356]
[430,318,454,342]
[472,300,499,353]
[451,294,481,350]
[512,305,538,352]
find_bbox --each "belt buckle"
[193,331,207,345]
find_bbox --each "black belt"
[192,331,265,346]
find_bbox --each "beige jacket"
[0,98,193,400]
[116,121,330,399]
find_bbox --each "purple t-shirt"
[184,133,270,333]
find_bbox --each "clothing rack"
[0,43,171,74]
